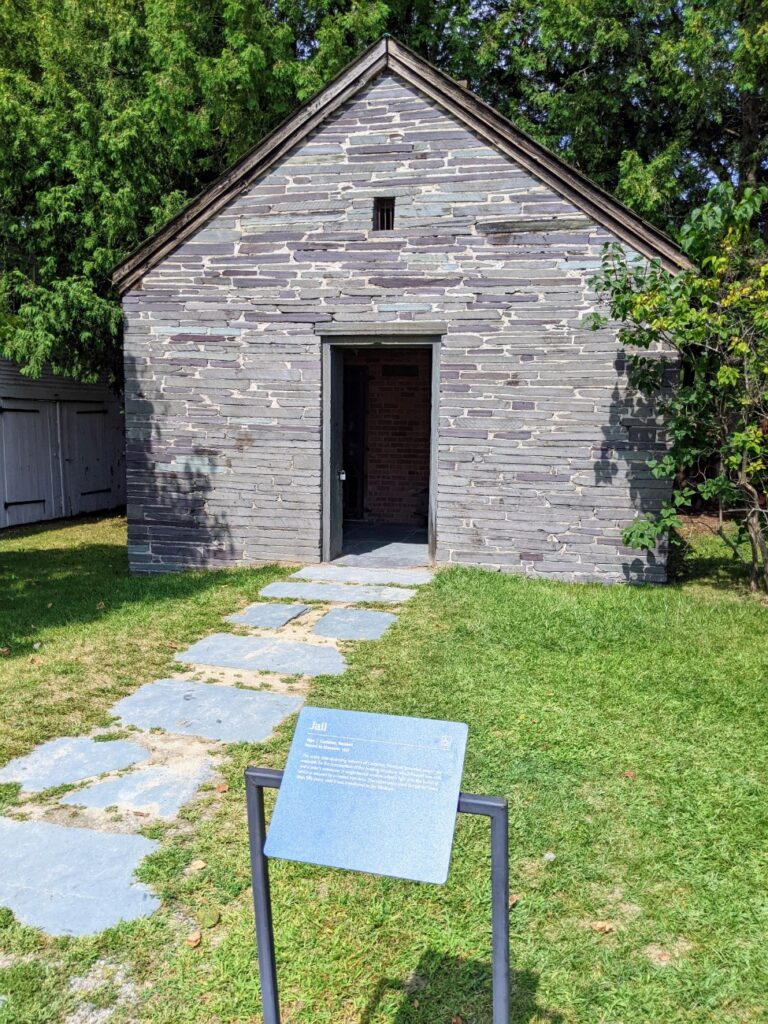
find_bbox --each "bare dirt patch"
[65,958,141,1024]
[643,937,694,967]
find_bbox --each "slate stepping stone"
[260,581,416,605]
[313,608,396,641]
[175,633,346,676]
[335,552,429,568]
[113,679,303,743]
[0,818,159,936]
[61,762,213,819]
[293,566,433,586]
[225,603,309,628]
[0,737,148,793]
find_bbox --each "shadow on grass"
[0,509,125,542]
[360,951,561,1024]
[0,453,254,655]
[0,536,279,657]
[667,526,753,592]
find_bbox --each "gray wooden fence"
[0,358,125,529]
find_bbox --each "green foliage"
[0,0,298,386]
[474,1,768,223]
[1,1,766,384]
[591,183,768,590]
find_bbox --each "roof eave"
[113,34,690,294]
[112,37,389,293]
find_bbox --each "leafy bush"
[591,184,768,590]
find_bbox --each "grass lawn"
[1,514,767,1023]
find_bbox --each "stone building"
[113,36,687,581]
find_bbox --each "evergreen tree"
[1,1,766,384]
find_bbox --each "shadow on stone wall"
[359,951,562,1024]
[127,455,240,574]
[593,361,669,582]
[124,353,238,574]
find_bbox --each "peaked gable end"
[113,37,688,293]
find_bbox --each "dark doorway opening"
[338,346,432,562]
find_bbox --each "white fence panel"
[0,360,125,529]
[0,399,62,528]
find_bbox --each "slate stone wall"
[123,72,668,581]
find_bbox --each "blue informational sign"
[264,707,468,884]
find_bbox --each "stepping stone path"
[61,762,214,819]
[0,818,159,937]
[293,566,433,586]
[261,581,416,604]
[175,634,347,676]
[313,608,396,640]
[225,602,309,628]
[0,558,433,949]
[0,736,148,792]
[114,679,304,742]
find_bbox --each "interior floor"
[335,522,429,567]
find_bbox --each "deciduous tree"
[591,184,768,590]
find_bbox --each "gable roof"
[112,36,690,293]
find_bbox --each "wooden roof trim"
[112,40,388,293]
[113,35,689,293]
[387,39,690,273]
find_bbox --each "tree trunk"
[744,507,766,592]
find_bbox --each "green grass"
[1,515,767,1023]
[0,514,289,765]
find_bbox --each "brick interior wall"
[343,348,431,525]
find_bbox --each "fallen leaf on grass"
[198,909,221,929]
[29,657,42,666]
[0,649,9,657]
[216,783,229,794]
[96,601,105,610]
[509,893,521,908]
[189,859,207,872]
[542,850,556,862]
[185,930,202,948]
[589,920,615,934]
[451,1016,464,1024]
[623,770,637,780]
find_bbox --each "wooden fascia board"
[387,40,691,273]
[113,34,690,293]
[112,40,388,293]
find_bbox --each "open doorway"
[323,342,436,565]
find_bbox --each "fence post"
[245,772,281,1024]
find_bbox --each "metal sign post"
[245,766,510,1024]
